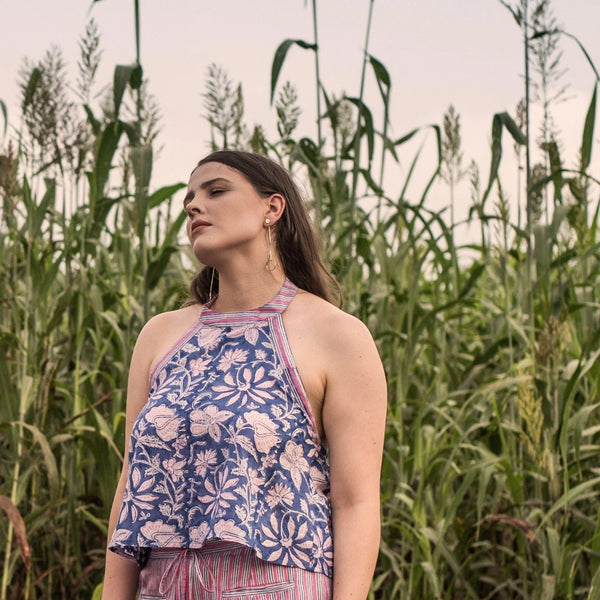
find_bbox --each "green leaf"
[148,182,186,210]
[540,475,600,527]
[482,112,526,204]
[113,64,138,118]
[45,290,70,334]
[560,30,600,81]
[458,263,485,298]
[369,55,391,105]
[91,583,104,600]
[320,88,341,133]
[131,144,153,239]
[93,121,124,201]
[379,131,399,163]
[22,67,42,110]
[542,140,564,203]
[360,168,384,195]
[418,124,442,205]
[394,127,421,146]
[20,177,34,226]
[368,55,390,88]
[588,558,600,600]
[0,99,7,137]
[15,422,60,503]
[20,177,55,240]
[581,82,597,171]
[498,0,522,27]
[147,246,179,289]
[270,39,317,104]
[130,64,143,90]
[557,347,600,449]
[500,111,526,145]
[131,145,153,194]
[161,210,187,247]
[530,28,559,41]
[490,113,505,187]
[81,507,107,536]
[83,104,101,136]
[346,97,375,163]
[545,527,561,578]
[296,137,320,173]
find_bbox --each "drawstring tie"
[158,549,216,599]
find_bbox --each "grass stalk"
[350,0,375,208]
[523,0,534,343]
[311,0,323,150]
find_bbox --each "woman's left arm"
[321,313,387,600]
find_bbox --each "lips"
[191,219,211,234]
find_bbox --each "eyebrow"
[183,177,232,206]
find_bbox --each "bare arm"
[322,314,387,600]
[102,470,140,600]
[101,317,163,600]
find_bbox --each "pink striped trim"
[202,279,297,321]
[270,314,323,446]
[147,318,204,388]
[147,279,298,389]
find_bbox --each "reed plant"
[1,1,599,598]
[0,15,187,600]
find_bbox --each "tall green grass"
[0,17,187,599]
[1,1,599,598]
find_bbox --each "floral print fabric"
[109,279,333,577]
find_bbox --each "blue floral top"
[109,279,333,577]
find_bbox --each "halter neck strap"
[202,278,297,317]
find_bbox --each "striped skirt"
[138,541,332,600]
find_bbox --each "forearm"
[331,500,381,600]
[101,478,140,600]
[102,551,139,600]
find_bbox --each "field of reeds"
[1,1,600,598]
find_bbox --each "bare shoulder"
[140,303,201,335]
[133,303,204,374]
[136,303,200,345]
[295,290,374,339]
[289,290,381,366]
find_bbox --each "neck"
[211,267,286,312]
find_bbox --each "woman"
[102,150,387,600]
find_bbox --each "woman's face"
[184,161,269,266]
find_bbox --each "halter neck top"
[109,279,333,577]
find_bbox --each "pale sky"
[2,0,599,232]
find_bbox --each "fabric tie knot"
[158,549,216,599]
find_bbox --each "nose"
[184,191,205,216]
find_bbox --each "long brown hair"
[188,150,342,307]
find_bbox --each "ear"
[264,193,286,225]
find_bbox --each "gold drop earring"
[209,267,215,299]
[264,219,277,272]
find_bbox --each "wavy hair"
[188,150,342,307]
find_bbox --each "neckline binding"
[202,277,297,316]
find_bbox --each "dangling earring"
[209,267,215,300]
[264,219,277,272]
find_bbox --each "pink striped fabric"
[138,541,332,599]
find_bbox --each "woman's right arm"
[101,317,162,600]
[101,471,140,600]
